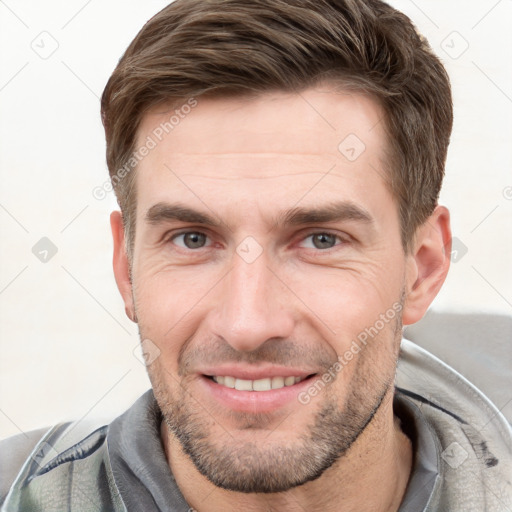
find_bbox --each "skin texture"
[111,84,451,511]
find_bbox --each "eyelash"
[166,229,348,251]
[169,231,213,249]
[298,231,346,250]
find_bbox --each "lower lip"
[199,375,317,413]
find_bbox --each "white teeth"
[284,376,295,386]
[212,375,305,391]
[224,376,236,388]
[253,378,272,391]
[271,376,284,389]
[234,378,253,391]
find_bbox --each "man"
[1,0,511,510]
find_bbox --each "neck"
[161,389,412,512]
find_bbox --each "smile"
[211,375,306,391]
[199,368,318,412]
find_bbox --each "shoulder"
[397,338,512,510]
[0,392,159,511]
[0,427,49,505]
[0,419,124,511]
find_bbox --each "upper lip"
[199,365,317,380]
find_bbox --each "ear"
[402,205,451,325]
[111,211,137,323]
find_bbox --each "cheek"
[285,259,403,328]
[132,270,214,373]
[133,262,219,321]
[280,259,405,388]
[330,312,401,398]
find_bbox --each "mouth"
[206,374,314,391]
[199,372,319,413]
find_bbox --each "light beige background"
[1,0,511,439]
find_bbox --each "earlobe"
[402,206,451,325]
[110,211,137,323]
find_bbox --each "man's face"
[129,86,410,492]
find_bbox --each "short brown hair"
[101,0,453,255]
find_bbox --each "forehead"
[137,86,387,159]
[133,86,393,220]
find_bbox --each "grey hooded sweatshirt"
[1,339,511,511]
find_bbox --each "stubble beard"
[144,313,402,494]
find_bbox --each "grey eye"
[174,232,208,249]
[310,233,337,249]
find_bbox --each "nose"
[207,249,295,352]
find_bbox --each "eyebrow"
[144,200,374,229]
[278,201,374,227]
[145,203,220,227]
